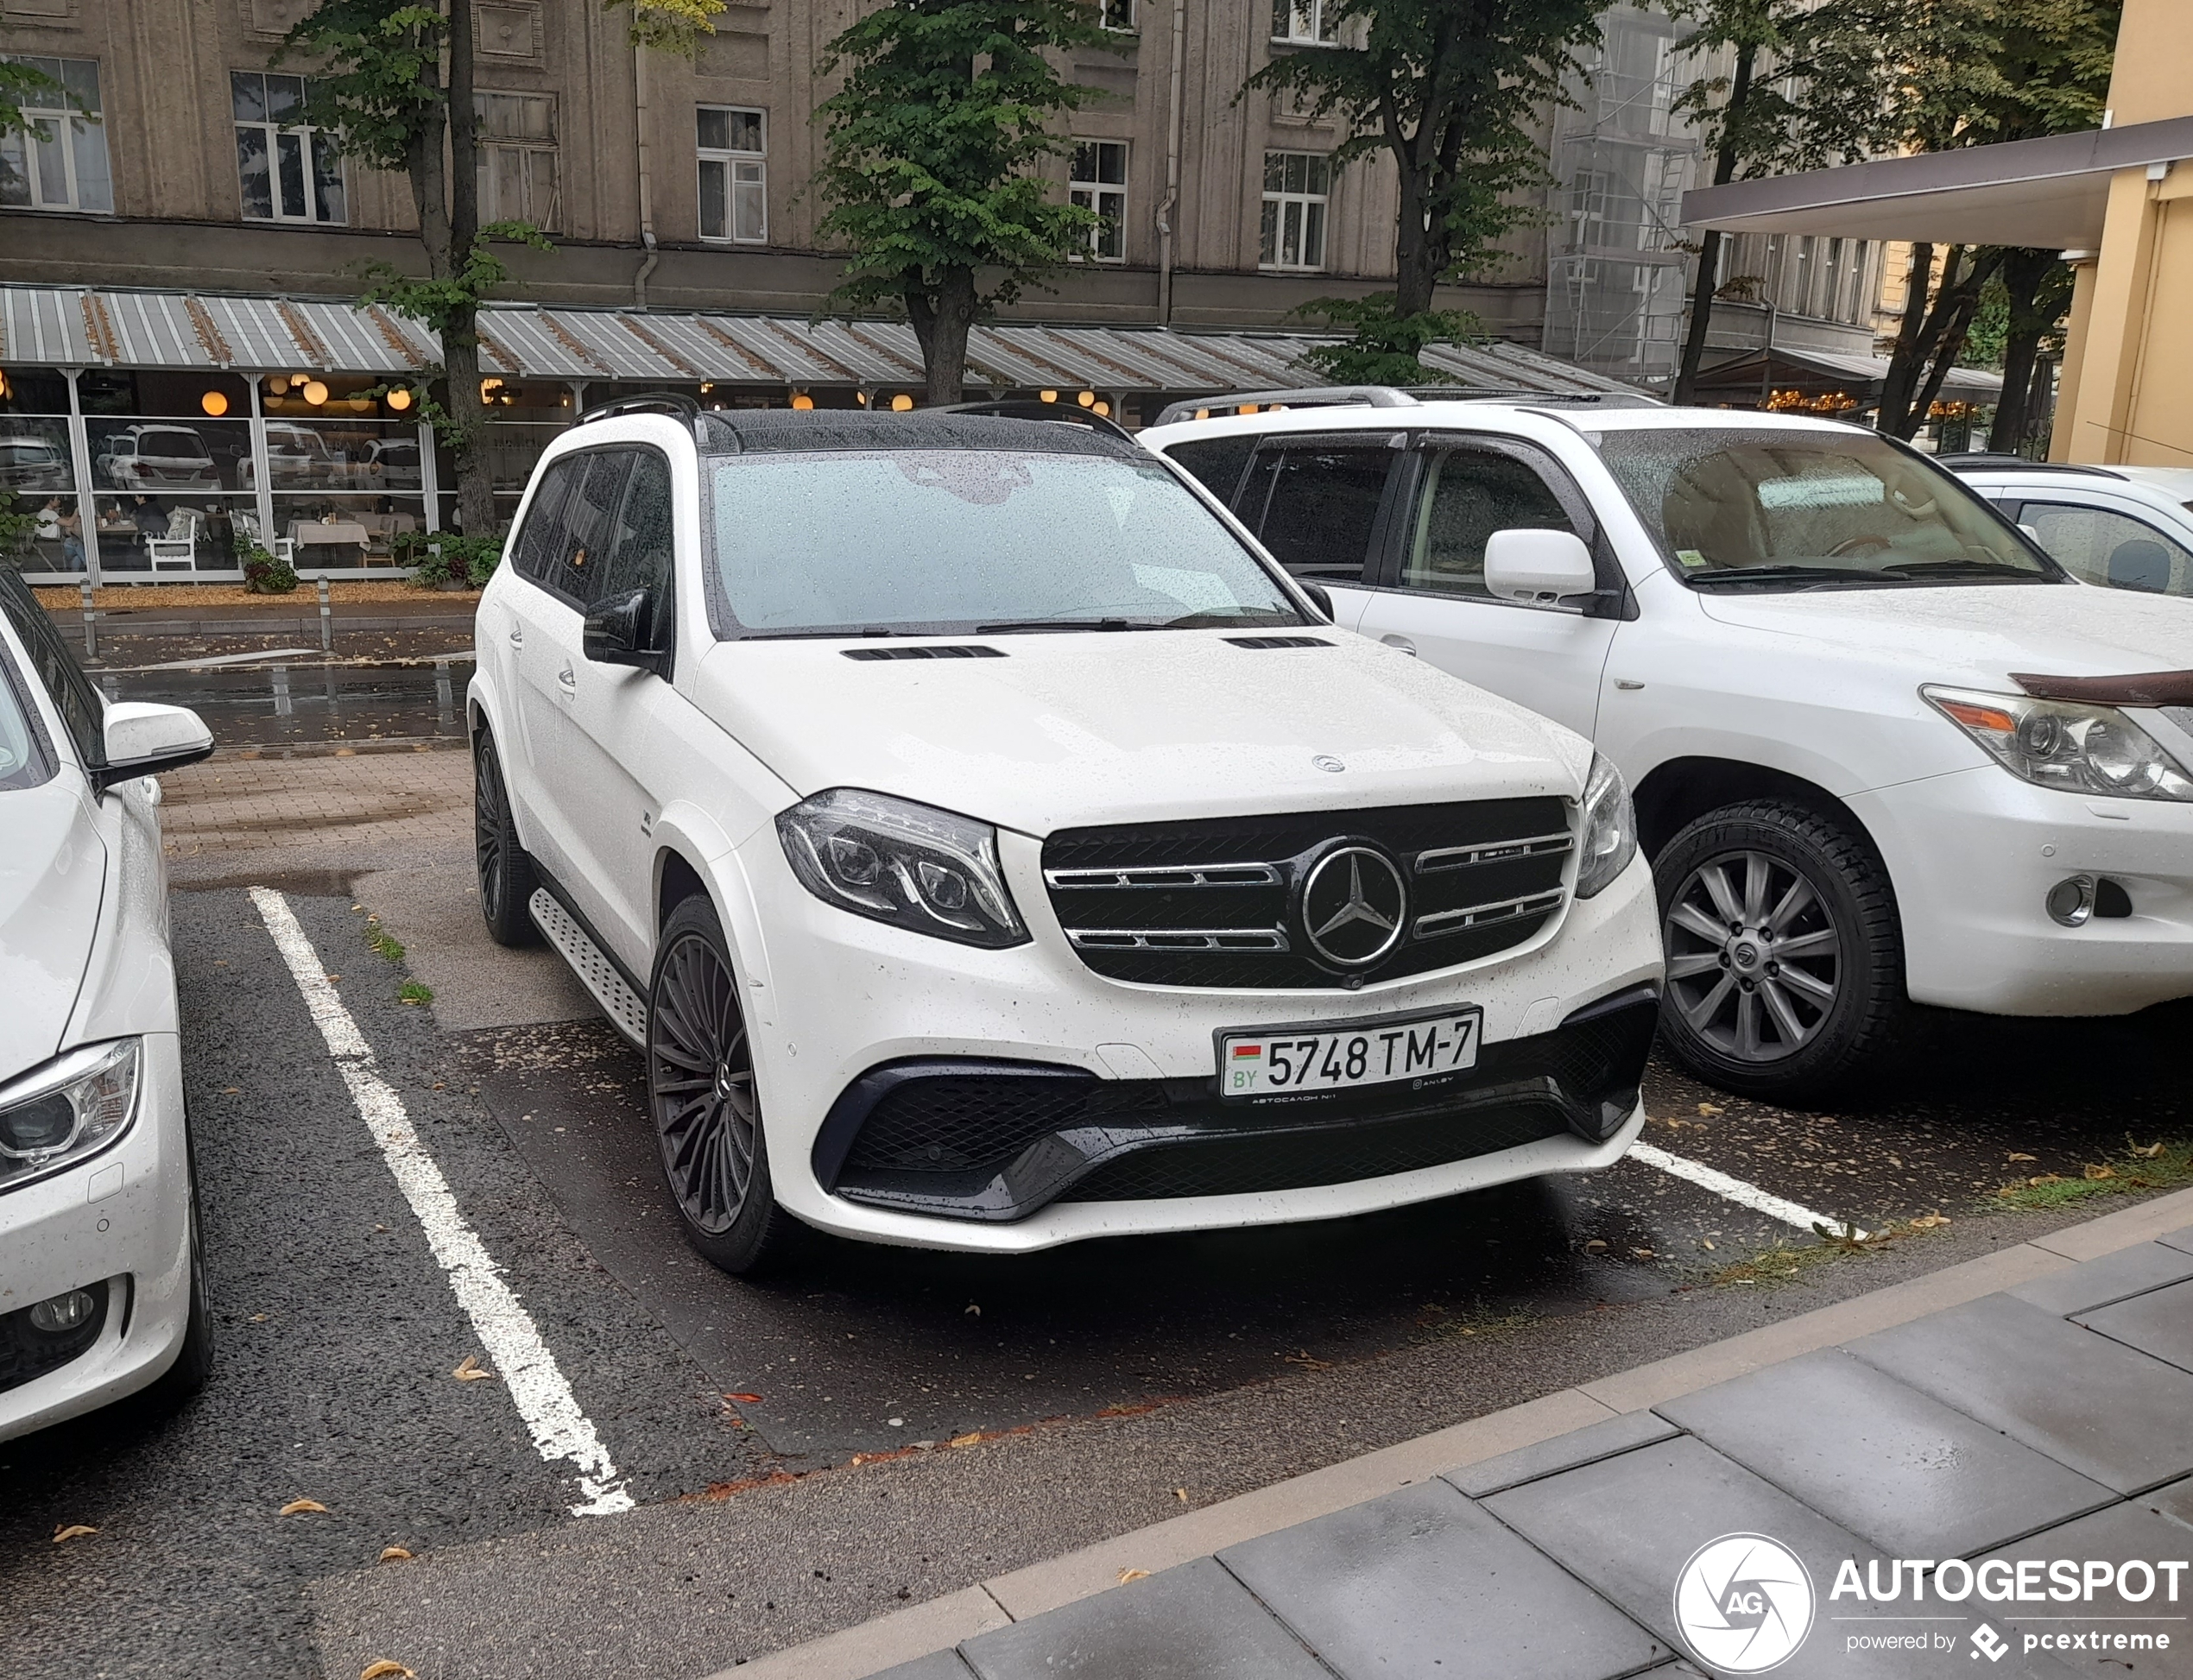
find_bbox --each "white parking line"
[1628,1140,1867,1241]
[250,886,635,1518]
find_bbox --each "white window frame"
[1271,0,1338,44]
[1098,0,1134,29]
[696,104,767,245]
[1260,151,1330,272]
[1069,140,1128,263]
[475,91,560,231]
[231,71,346,226]
[0,55,111,214]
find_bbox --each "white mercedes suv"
[469,400,1662,1272]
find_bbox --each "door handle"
[1381,635,1418,657]
[509,625,523,647]
[557,664,576,694]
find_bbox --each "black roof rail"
[1150,386,1419,427]
[936,398,1136,444]
[1935,452,2122,477]
[575,391,705,429]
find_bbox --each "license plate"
[1220,1008,1482,1100]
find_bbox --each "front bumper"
[1855,766,2193,1015]
[735,826,1665,1253]
[0,1033,194,1442]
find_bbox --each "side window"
[1241,445,1394,582]
[0,571,104,770]
[600,449,675,607]
[1402,449,1578,599]
[553,451,635,605]
[510,455,582,587]
[1162,436,1255,507]
[2019,501,2193,596]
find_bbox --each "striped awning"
[0,284,1646,399]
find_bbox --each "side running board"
[529,887,648,1046]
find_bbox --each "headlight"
[777,788,1029,949]
[1924,685,2193,802]
[0,1039,142,1192]
[1575,753,1637,899]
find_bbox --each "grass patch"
[1990,1136,2193,1212]
[1411,1301,1538,1342]
[1709,1214,1950,1289]
[398,981,434,1006]
[364,918,405,963]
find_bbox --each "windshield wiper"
[976,616,1142,634]
[743,627,903,640]
[1880,559,2056,581]
[1684,565,1904,590]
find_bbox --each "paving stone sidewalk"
[869,1222,2193,1680]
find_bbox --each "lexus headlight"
[1924,686,2193,802]
[1576,753,1638,899]
[778,788,1029,949]
[0,1039,142,1192]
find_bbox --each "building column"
[2059,166,2165,463]
[248,376,276,552]
[62,368,101,586]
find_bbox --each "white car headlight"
[0,1039,142,1192]
[1924,685,2193,802]
[1575,753,1638,900]
[778,788,1029,949]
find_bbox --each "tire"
[646,894,790,1275]
[138,1157,212,1414]
[474,727,540,948]
[1652,798,1908,1102]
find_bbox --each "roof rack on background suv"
[576,391,706,429]
[1934,452,2122,477]
[1149,384,1659,428]
[936,398,1137,443]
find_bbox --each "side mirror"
[583,588,664,673]
[95,701,213,792]
[1299,580,1334,622]
[1485,528,1597,608]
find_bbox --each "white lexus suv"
[1143,390,2193,1101]
[469,401,1661,1272]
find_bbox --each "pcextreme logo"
[1675,1533,1817,1673]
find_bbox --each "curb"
[711,1183,2193,1680]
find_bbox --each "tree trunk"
[1672,44,1753,407]
[907,266,977,406]
[1393,165,1439,319]
[1877,243,1934,438]
[1989,247,2056,456]
[444,0,496,536]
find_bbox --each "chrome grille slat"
[1065,926,1291,952]
[1045,862,1282,890]
[1414,832,1574,872]
[1413,888,1568,938]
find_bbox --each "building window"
[476,92,559,230]
[231,73,344,225]
[697,106,766,243]
[1260,151,1330,271]
[1070,141,1127,262]
[1099,0,1134,28]
[1271,0,1338,43]
[0,56,112,214]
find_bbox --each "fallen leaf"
[359,1664,414,1680]
[964,1303,981,1317]
[1907,1213,1951,1229]
[1886,1154,1904,1169]
[250,1313,269,1323]
[1631,1247,1655,1260]
[378,1547,412,1563]
[2007,1153,2038,1163]
[52,1524,98,1544]
[724,1392,762,1405]
[221,1086,241,1094]
[1173,1487,1189,1502]
[1583,1239,1608,1251]
[1117,1568,1151,1584]
[1281,1349,1333,1371]
[2026,1174,2065,1186]
[948,1432,983,1449]
[1700,1239,1716,1251]
[280,1499,328,1517]
[2083,1164,2116,1181]
[452,1355,493,1381]
[2129,1140,2166,1159]
[1697,1102,1724,1116]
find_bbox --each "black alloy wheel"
[647,894,787,1274]
[1652,799,1910,1102]
[474,728,540,947]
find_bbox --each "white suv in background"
[468,399,1662,1273]
[1941,454,2193,597]
[1144,392,2193,1101]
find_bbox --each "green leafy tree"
[1244,0,1605,381]
[814,0,1109,405]
[281,1,719,534]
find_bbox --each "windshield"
[706,451,1304,636]
[0,444,57,466]
[1593,427,2059,591]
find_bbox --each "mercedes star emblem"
[1300,845,1408,968]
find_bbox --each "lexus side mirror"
[95,700,213,793]
[1485,528,1597,607]
[583,588,664,672]
[1299,580,1334,622]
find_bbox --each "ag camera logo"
[1675,1532,1816,1673]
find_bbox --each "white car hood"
[0,782,105,1083]
[689,628,1591,835]
[1697,583,2193,685]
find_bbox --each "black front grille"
[0,1279,110,1398]
[820,989,1656,1222]
[1044,799,1572,988]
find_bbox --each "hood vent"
[841,644,1007,661]
[1224,635,1333,650]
